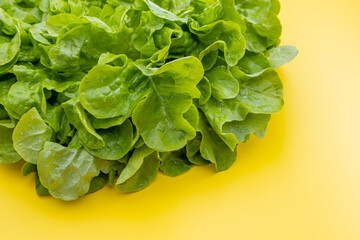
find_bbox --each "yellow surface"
[1,0,360,239]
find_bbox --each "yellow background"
[1,0,360,239]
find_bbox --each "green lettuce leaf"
[116,145,154,185]
[116,150,160,193]
[143,0,187,24]
[205,65,239,100]
[37,141,100,201]
[13,108,53,164]
[223,113,271,143]
[132,56,203,152]
[267,45,298,68]
[0,125,21,163]
[186,133,211,166]
[235,0,282,52]
[79,62,150,119]
[201,68,283,149]
[88,173,107,194]
[0,9,20,74]
[62,98,105,149]
[160,149,193,177]
[21,162,36,176]
[190,20,246,66]
[198,112,237,172]
[84,120,137,160]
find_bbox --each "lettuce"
[0,0,297,200]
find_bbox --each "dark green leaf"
[116,151,160,193]
[160,149,193,177]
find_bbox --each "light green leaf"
[62,98,104,150]
[267,45,298,68]
[37,142,100,201]
[143,0,187,23]
[0,125,21,164]
[79,62,150,119]
[236,51,271,74]
[235,0,282,52]
[198,112,237,172]
[132,57,203,152]
[89,114,128,130]
[205,65,239,100]
[183,104,199,130]
[45,13,83,37]
[223,113,271,143]
[30,23,54,46]
[190,20,246,66]
[0,118,16,129]
[201,68,283,149]
[0,9,20,74]
[199,42,222,71]
[201,97,248,150]
[13,108,53,164]
[235,68,284,114]
[197,77,212,106]
[85,120,136,160]
[68,132,83,150]
[6,65,49,118]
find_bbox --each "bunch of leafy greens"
[0,0,297,201]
